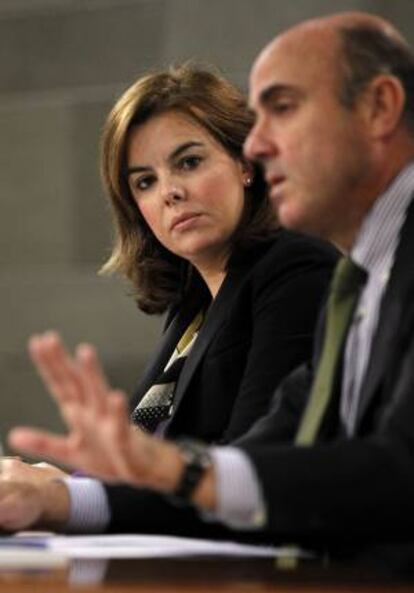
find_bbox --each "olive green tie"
[295,257,367,445]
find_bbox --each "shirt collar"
[351,162,414,280]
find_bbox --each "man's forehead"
[249,45,289,106]
[248,47,302,107]
[249,28,339,105]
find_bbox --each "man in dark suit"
[189,11,414,547]
[183,11,414,546]
[5,11,414,555]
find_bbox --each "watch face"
[174,440,212,501]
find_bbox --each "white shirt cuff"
[210,446,267,529]
[62,477,110,533]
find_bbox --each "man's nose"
[244,120,274,162]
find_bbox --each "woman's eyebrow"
[168,141,204,162]
[127,141,204,176]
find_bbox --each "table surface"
[0,554,414,592]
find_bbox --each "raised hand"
[8,332,183,492]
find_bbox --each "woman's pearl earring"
[245,177,252,187]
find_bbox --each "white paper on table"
[44,534,310,560]
[0,548,68,569]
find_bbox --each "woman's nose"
[161,180,186,205]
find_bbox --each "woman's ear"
[240,159,254,187]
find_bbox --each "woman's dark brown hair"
[101,65,275,314]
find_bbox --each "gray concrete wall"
[0,0,411,450]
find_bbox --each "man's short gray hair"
[338,24,414,133]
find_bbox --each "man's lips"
[170,212,202,231]
[267,175,286,200]
[266,174,286,188]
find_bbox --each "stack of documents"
[0,533,308,560]
[49,534,280,559]
[0,536,67,569]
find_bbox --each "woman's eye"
[132,175,154,192]
[179,155,202,171]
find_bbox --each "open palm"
[8,332,166,487]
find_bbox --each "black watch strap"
[173,440,212,503]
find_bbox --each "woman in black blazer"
[100,64,336,445]
[3,66,335,533]
[130,229,335,445]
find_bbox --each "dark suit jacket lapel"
[129,297,202,412]
[163,258,257,431]
[354,197,414,429]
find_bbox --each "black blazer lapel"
[129,298,202,412]
[163,261,254,430]
[354,198,414,429]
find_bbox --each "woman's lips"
[170,212,202,231]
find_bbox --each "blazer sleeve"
[104,485,234,537]
[238,322,414,544]
[220,234,335,442]
[235,362,314,447]
[104,363,312,535]
[107,347,414,540]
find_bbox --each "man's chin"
[273,203,301,231]
[276,212,319,241]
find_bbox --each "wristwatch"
[173,440,212,503]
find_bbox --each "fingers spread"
[7,428,73,468]
[75,343,109,414]
[28,332,84,406]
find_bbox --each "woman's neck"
[199,268,227,298]
[192,254,229,298]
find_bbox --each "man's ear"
[364,74,406,139]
